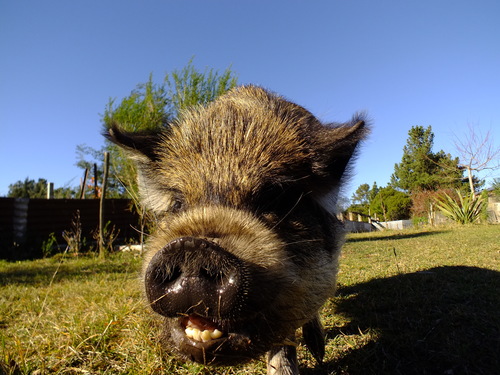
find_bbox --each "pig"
[106,85,368,375]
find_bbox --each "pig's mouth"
[166,313,274,365]
[181,314,224,343]
[145,236,286,364]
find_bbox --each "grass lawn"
[1,225,499,374]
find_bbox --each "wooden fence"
[0,198,140,260]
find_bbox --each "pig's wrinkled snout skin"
[106,85,369,374]
[145,237,246,320]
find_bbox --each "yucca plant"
[435,189,484,224]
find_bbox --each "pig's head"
[106,86,368,366]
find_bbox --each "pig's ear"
[104,123,162,163]
[312,114,370,183]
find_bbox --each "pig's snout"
[144,237,249,319]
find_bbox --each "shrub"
[434,190,484,224]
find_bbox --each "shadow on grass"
[346,230,448,243]
[304,266,500,375]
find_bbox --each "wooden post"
[79,168,88,199]
[47,182,54,199]
[93,163,99,198]
[99,152,109,258]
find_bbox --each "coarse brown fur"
[106,85,369,375]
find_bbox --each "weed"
[62,210,83,255]
[40,233,58,258]
[92,221,120,255]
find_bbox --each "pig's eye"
[165,189,185,213]
[255,184,296,214]
[171,197,184,213]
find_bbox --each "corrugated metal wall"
[0,198,140,259]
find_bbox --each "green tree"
[347,182,381,220]
[7,178,76,198]
[351,183,370,205]
[53,186,77,198]
[370,186,412,221]
[369,181,380,203]
[8,178,48,198]
[390,126,464,193]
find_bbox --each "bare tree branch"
[453,122,500,196]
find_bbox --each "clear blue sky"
[1,0,499,199]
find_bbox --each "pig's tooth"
[185,326,194,339]
[185,325,224,342]
[210,329,223,339]
[192,328,201,341]
[200,330,212,342]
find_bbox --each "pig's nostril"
[154,265,182,284]
[199,267,224,286]
[145,237,248,318]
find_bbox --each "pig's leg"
[266,344,299,375]
[302,313,325,364]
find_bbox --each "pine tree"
[351,183,370,205]
[390,125,463,193]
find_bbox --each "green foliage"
[434,189,484,224]
[41,233,59,258]
[351,183,370,205]
[102,73,171,133]
[7,178,76,198]
[370,186,412,221]
[347,182,380,219]
[390,126,464,193]
[369,181,380,203]
[347,203,371,217]
[53,186,77,198]
[166,59,238,114]
[8,178,48,198]
[491,178,500,198]
[96,59,238,201]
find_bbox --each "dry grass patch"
[1,225,499,374]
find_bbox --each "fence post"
[47,182,54,199]
[99,152,109,258]
[79,168,88,199]
[93,163,99,199]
